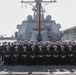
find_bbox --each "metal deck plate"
[0,65,76,75]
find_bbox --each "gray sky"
[0,0,76,37]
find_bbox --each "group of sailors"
[0,41,76,65]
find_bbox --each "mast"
[21,0,57,41]
[38,5,41,40]
[37,0,42,41]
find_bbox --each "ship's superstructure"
[16,0,61,42]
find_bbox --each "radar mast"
[21,0,57,41]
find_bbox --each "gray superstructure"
[16,0,61,42]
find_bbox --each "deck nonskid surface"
[0,65,76,75]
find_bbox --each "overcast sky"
[0,0,76,37]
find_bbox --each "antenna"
[42,0,57,7]
[21,0,57,12]
[21,3,23,8]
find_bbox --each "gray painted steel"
[17,0,61,42]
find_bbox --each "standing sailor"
[37,44,44,65]
[3,46,11,65]
[44,45,52,65]
[29,45,36,65]
[68,45,74,65]
[21,46,28,65]
[1,43,6,62]
[60,45,66,65]
[12,46,19,65]
[53,44,59,65]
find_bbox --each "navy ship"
[16,0,61,42]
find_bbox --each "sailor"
[12,46,19,65]
[37,45,44,65]
[68,45,74,65]
[53,44,59,65]
[34,42,39,56]
[9,43,16,65]
[18,42,23,64]
[21,46,28,65]
[0,43,6,62]
[29,45,36,65]
[44,45,52,65]
[60,45,66,65]
[24,40,28,47]
[63,43,69,65]
[27,42,31,55]
[3,46,11,65]
[73,42,76,65]
[30,40,34,45]
[0,45,1,62]
[72,42,76,52]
